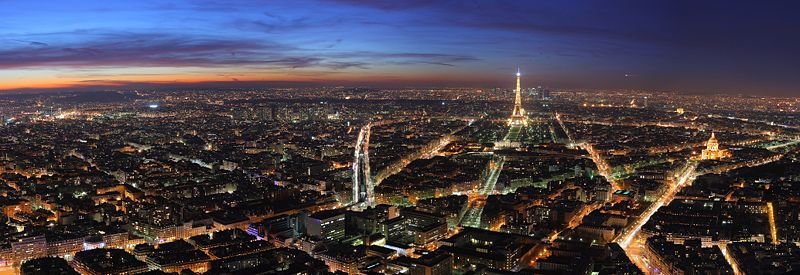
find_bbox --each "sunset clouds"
[1,0,798,94]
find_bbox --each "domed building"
[701,133,731,160]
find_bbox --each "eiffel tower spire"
[509,68,526,125]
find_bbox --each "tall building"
[508,68,527,126]
[21,257,78,275]
[439,227,540,271]
[530,86,551,101]
[394,252,453,275]
[701,132,730,160]
[304,210,346,243]
[11,235,47,264]
[71,249,149,275]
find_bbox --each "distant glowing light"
[148,104,159,109]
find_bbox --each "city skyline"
[2,1,800,95]
[1,2,800,274]
[0,73,797,274]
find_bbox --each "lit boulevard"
[618,161,697,273]
[617,161,698,249]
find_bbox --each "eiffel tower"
[509,68,526,126]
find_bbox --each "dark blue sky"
[1,0,798,95]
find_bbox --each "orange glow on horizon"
[0,74,299,91]
[0,69,501,91]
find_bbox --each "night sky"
[1,0,798,95]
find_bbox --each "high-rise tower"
[509,68,526,125]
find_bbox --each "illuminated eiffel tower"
[508,68,527,126]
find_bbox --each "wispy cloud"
[11,39,49,47]
[322,51,479,67]
[324,61,369,69]
[0,29,480,72]
[2,0,796,94]
[0,32,318,69]
[325,0,437,10]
